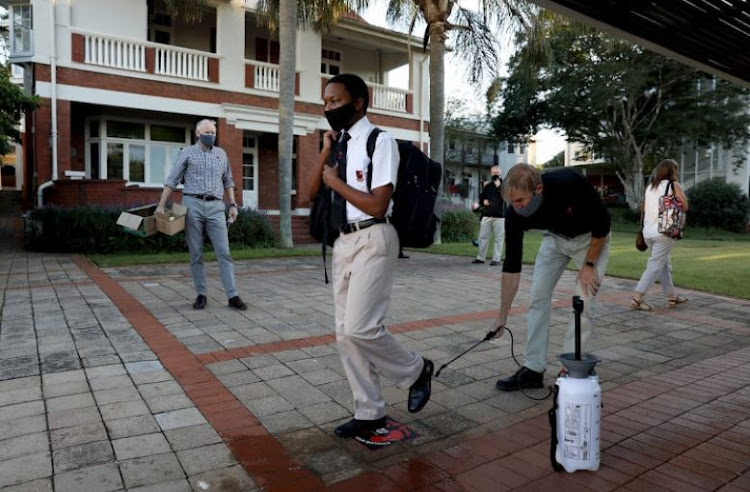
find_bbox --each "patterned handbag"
[657,181,686,240]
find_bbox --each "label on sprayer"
[561,402,594,460]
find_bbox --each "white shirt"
[643,179,676,239]
[342,116,400,223]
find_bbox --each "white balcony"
[251,60,280,92]
[371,83,410,113]
[83,34,147,72]
[72,29,220,83]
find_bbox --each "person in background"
[472,166,506,266]
[156,119,247,311]
[491,164,611,391]
[632,159,689,311]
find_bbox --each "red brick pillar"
[34,98,53,184]
[56,100,72,179]
[217,118,243,205]
[298,132,321,206]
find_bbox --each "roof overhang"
[531,0,750,89]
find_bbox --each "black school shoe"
[193,295,207,310]
[334,417,387,438]
[496,366,544,391]
[227,296,247,311]
[408,358,433,413]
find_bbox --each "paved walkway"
[0,247,749,491]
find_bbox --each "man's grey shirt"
[165,143,235,198]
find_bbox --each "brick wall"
[217,118,243,206]
[44,180,177,208]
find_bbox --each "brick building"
[4,0,430,242]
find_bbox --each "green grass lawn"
[425,230,750,300]
[90,216,750,300]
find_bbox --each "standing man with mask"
[472,165,506,266]
[491,164,610,391]
[156,119,247,311]
[309,74,433,440]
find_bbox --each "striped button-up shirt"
[165,143,235,199]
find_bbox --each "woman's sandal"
[668,296,688,307]
[631,298,653,311]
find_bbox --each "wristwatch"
[585,260,596,268]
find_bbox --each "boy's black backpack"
[366,128,441,248]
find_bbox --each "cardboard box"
[116,204,158,237]
[155,203,188,236]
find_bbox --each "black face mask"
[324,103,356,132]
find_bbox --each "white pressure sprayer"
[549,296,601,473]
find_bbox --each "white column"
[296,28,321,102]
[216,2,246,90]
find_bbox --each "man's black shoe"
[193,295,207,310]
[228,296,247,311]
[489,261,499,266]
[408,358,433,413]
[471,259,484,264]
[334,417,387,438]
[496,366,544,392]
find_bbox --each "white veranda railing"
[371,83,410,113]
[83,33,146,72]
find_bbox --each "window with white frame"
[321,48,341,76]
[86,119,189,185]
[10,3,33,55]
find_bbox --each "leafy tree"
[492,19,750,210]
[0,66,38,156]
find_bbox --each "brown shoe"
[228,296,247,311]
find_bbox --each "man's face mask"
[198,133,216,147]
[324,102,356,132]
[516,192,543,217]
[492,176,501,186]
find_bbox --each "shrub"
[25,205,276,253]
[686,178,749,233]
[441,209,478,243]
[227,208,277,248]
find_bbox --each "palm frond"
[162,0,210,24]
[448,7,498,83]
[257,0,370,33]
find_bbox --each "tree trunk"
[429,22,446,243]
[277,0,296,248]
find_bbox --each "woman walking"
[632,159,689,311]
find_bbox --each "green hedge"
[441,209,478,243]
[687,178,749,233]
[25,205,276,254]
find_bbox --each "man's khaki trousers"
[332,223,423,421]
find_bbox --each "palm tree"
[385,0,537,241]
[257,0,369,247]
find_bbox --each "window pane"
[107,143,124,179]
[107,121,145,139]
[129,145,145,182]
[90,143,100,179]
[151,125,185,142]
[89,120,99,138]
[11,5,32,53]
[164,147,182,178]
[242,153,254,191]
[149,145,166,183]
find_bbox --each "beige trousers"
[332,223,423,420]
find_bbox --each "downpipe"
[38,0,59,207]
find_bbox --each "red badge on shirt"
[356,170,364,182]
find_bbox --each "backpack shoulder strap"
[366,127,384,191]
